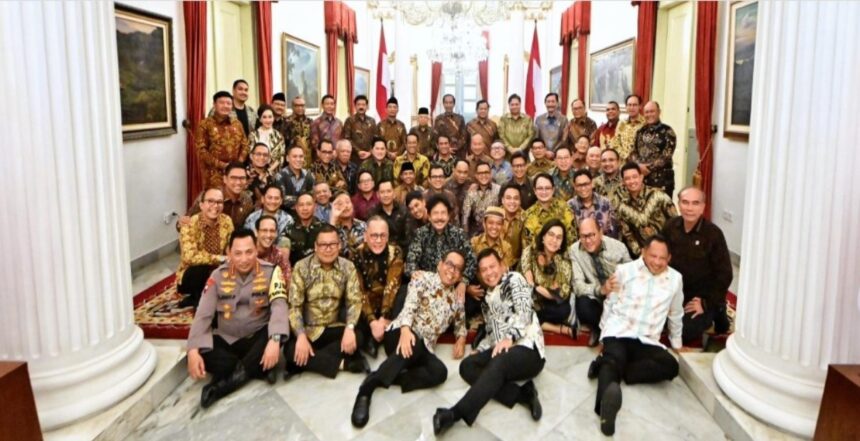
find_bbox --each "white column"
[0,1,156,430]
[508,7,526,97]
[712,1,860,438]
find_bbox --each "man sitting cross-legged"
[284,224,369,379]
[186,228,288,408]
[350,249,468,428]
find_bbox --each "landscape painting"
[115,4,176,140]
[725,0,757,137]
[355,67,370,98]
[283,33,321,115]
[549,65,562,96]
[589,38,635,111]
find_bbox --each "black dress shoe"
[363,339,379,358]
[201,364,250,408]
[177,295,196,308]
[588,328,601,347]
[346,354,371,373]
[266,367,278,385]
[600,382,622,436]
[587,355,602,380]
[520,381,542,421]
[351,394,372,428]
[471,325,487,350]
[432,408,457,435]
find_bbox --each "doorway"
[652,0,694,199]
[207,1,259,109]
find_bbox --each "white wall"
[271,1,326,114]
[121,0,188,262]
[587,1,637,124]
[709,2,748,255]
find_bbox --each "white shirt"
[600,258,684,349]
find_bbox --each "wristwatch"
[347,324,355,330]
[271,334,283,343]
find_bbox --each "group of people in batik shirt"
[182,79,733,435]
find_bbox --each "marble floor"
[132,251,180,296]
[129,346,725,441]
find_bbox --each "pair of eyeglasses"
[204,199,224,205]
[442,259,464,275]
[316,242,340,250]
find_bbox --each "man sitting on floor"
[351,249,468,428]
[589,234,686,436]
[570,218,631,347]
[285,224,368,379]
[186,228,288,408]
[662,186,733,344]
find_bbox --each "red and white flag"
[524,25,545,118]
[375,22,391,121]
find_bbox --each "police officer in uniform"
[186,228,289,408]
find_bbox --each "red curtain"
[430,62,443,117]
[324,1,357,108]
[632,1,658,102]
[478,31,489,100]
[254,1,272,105]
[183,1,207,208]
[559,2,590,115]
[694,1,718,220]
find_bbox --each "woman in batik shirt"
[520,219,575,338]
[249,105,286,174]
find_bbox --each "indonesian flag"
[375,22,391,121]
[524,25,545,118]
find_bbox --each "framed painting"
[282,32,321,115]
[724,0,757,138]
[589,38,635,111]
[355,67,370,98]
[549,65,562,96]
[115,4,176,140]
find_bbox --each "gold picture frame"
[115,3,177,140]
[589,38,635,112]
[282,32,322,115]
[724,0,757,138]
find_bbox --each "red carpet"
[133,274,737,346]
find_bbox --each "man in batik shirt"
[196,91,248,188]
[462,162,501,238]
[629,101,677,197]
[521,173,578,249]
[351,216,404,357]
[360,138,395,186]
[378,97,408,160]
[342,95,379,163]
[551,146,576,202]
[310,95,343,159]
[526,139,555,179]
[271,92,292,144]
[593,101,620,149]
[285,225,367,379]
[182,163,254,231]
[593,148,624,205]
[405,195,476,283]
[286,96,313,168]
[467,100,498,150]
[567,170,619,239]
[564,99,597,147]
[615,163,678,257]
[431,134,457,177]
[351,249,466,428]
[393,133,431,186]
[498,94,535,155]
[433,94,469,158]
[424,164,460,228]
[610,94,645,162]
[470,207,514,269]
[283,193,325,266]
[409,107,435,157]
[255,214,292,284]
[310,139,347,191]
[330,192,367,261]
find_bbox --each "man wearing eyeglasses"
[570,218,631,347]
[285,224,368,380]
[179,162,254,233]
[310,139,347,192]
[351,249,467,428]
[567,170,619,239]
[176,187,234,308]
[352,216,404,358]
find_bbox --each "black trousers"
[595,337,679,414]
[575,296,604,329]
[201,327,270,380]
[177,264,217,307]
[536,299,572,326]
[284,326,361,378]
[454,346,545,425]
[682,309,716,345]
[361,328,448,394]
[357,287,409,344]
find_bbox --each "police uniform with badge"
[187,259,289,407]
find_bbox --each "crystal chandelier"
[425,14,489,74]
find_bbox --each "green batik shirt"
[289,255,361,341]
[520,198,578,250]
[615,186,678,257]
[498,113,535,154]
